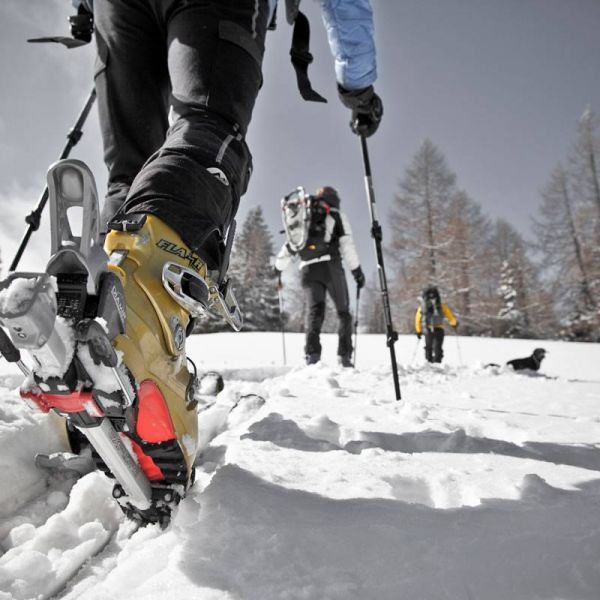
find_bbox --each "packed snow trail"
[1,333,600,599]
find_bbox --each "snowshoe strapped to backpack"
[281,186,334,261]
[281,186,311,253]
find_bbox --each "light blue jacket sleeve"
[319,0,377,90]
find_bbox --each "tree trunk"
[424,158,436,280]
[560,172,596,309]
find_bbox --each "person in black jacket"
[276,187,365,367]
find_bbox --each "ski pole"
[358,135,401,400]
[10,87,96,271]
[0,327,30,376]
[277,272,287,366]
[410,336,421,366]
[353,284,360,367]
[453,327,463,367]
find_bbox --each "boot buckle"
[162,263,212,317]
[162,263,243,332]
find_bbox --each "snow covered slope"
[1,333,600,599]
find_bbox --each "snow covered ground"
[1,332,600,599]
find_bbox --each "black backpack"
[422,286,442,328]
[302,199,331,254]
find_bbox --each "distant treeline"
[354,106,599,341]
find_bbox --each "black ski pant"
[93,0,269,269]
[301,260,353,360]
[425,328,445,363]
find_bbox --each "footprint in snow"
[304,415,342,447]
[327,377,340,389]
[276,387,294,397]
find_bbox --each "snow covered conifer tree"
[228,206,280,332]
[192,206,280,333]
[497,260,527,338]
[485,220,553,338]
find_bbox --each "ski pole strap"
[290,12,327,103]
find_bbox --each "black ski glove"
[351,266,365,289]
[338,85,383,138]
[70,3,94,44]
[416,332,422,340]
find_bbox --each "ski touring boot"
[339,354,353,369]
[0,159,241,527]
[305,353,320,365]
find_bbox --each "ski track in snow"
[0,333,600,599]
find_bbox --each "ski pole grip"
[67,127,84,146]
[0,327,21,363]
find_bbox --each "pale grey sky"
[1,0,599,277]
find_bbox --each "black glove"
[351,266,365,289]
[338,85,383,137]
[70,3,94,43]
[416,332,422,340]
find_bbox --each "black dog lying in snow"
[487,348,547,372]
[507,348,547,371]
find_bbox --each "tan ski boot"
[104,214,207,519]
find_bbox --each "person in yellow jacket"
[415,285,458,363]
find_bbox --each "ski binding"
[0,159,186,526]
